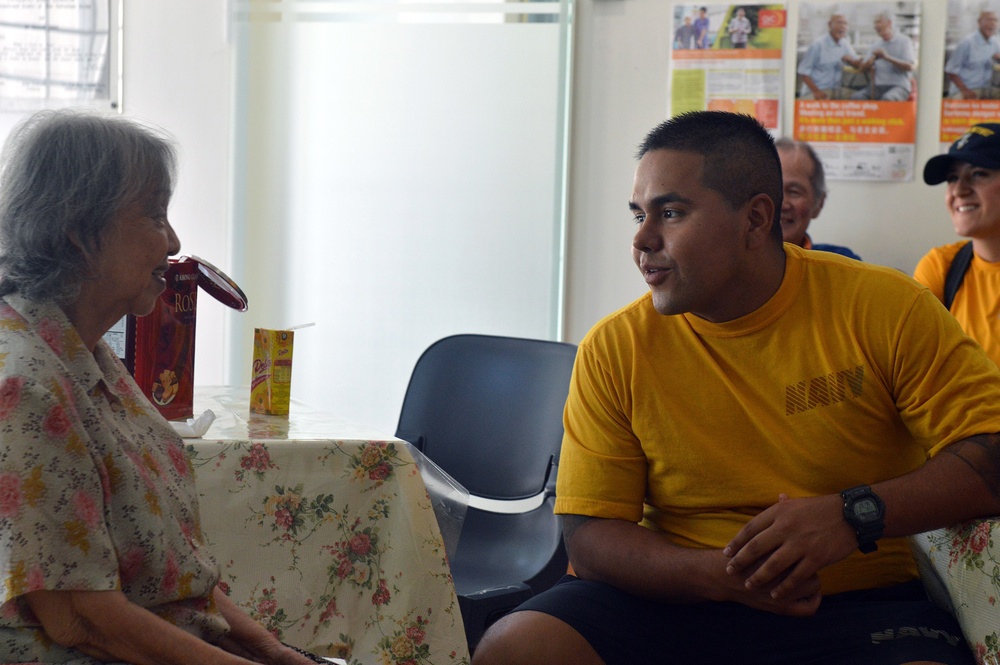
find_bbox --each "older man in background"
[946,10,1000,99]
[851,12,915,101]
[776,138,861,260]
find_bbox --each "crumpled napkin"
[170,409,216,438]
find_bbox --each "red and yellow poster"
[939,0,1000,149]
[670,4,787,133]
[793,2,921,181]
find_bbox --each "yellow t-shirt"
[913,240,1000,367]
[556,245,1000,595]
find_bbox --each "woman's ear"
[67,229,97,270]
[67,230,83,250]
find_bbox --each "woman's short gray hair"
[0,109,177,303]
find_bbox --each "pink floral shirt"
[0,295,228,663]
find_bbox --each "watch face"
[853,498,880,521]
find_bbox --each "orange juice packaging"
[250,328,294,415]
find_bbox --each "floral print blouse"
[0,295,228,663]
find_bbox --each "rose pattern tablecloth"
[185,387,470,665]
[912,519,1000,665]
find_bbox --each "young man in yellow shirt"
[474,111,1000,665]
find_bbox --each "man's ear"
[811,191,827,220]
[745,193,776,248]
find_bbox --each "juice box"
[132,260,200,421]
[250,328,294,415]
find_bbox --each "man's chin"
[650,293,682,316]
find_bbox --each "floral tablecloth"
[184,387,470,665]
[911,519,1000,665]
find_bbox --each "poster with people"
[670,4,787,134]
[793,2,921,181]
[941,0,1000,149]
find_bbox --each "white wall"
[564,0,957,342]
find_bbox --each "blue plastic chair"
[395,333,577,652]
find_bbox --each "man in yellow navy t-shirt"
[472,112,1000,665]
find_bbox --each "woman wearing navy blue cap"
[914,123,1000,366]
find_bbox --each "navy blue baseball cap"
[924,123,1000,185]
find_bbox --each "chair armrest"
[910,517,1000,663]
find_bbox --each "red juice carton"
[129,256,248,420]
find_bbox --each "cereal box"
[250,328,294,416]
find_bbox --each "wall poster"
[0,0,120,112]
[670,4,788,134]
[792,2,921,181]
[940,0,1000,149]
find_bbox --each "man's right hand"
[799,75,827,100]
[720,559,822,617]
[563,516,822,617]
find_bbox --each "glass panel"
[229,0,572,432]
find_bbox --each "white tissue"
[171,409,216,438]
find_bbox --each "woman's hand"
[213,587,319,665]
[215,635,320,665]
[271,645,326,665]
[24,588,258,665]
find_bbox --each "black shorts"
[514,576,973,665]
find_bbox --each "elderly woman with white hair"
[0,109,319,665]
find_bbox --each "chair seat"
[451,500,567,597]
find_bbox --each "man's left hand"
[722,493,857,599]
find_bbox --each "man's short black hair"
[637,111,784,243]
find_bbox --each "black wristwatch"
[840,484,885,554]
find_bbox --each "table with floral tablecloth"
[184,386,470,665]
[912,519,1000,665]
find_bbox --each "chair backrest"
[395,334,577,501]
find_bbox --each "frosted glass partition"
[229,0,573,432]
